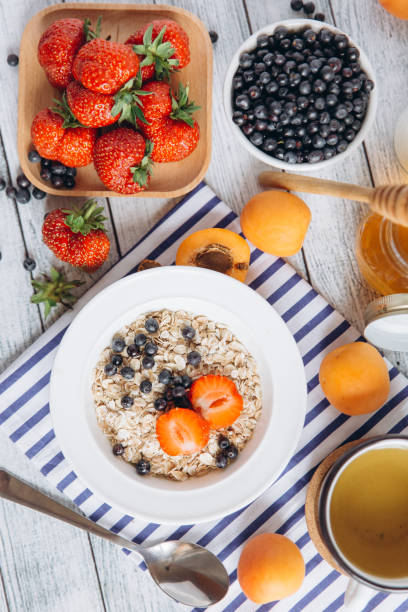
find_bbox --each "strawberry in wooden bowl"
[18,5,212,197]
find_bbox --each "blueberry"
[227,445,238,460]
[326,93,338,107]
[51,175,64,189]
[321,65,334,82]
[307,122,319,135]
[337,140,348,153]
[239,53,253,69]
[352,119,362,132]
[258,71,271,85]
[297,96,309,110]
[313,79,326,94]
[112,443,124,456]
[249,132,263,146]
[274,53,286,66]
[274,26,289,41]
[283,60,296,75]
[320,124,330,138]
[65,167,77,177]
[303,1,315,13]
[172,385,186,398]
[307,150,324,163]
[140,379,152,394]
[323,147,337,159]
[277,73,288,87]
[121,395,134,409]
[145,341,158,356]
[7,53,18,66]
[275,147,285,160]
[262,138,278,153]
[23,257,36,271]
[364,79,375,93]
[319,111,330,124]
[255,119,268,132]
[0,178,5,191]
[303,29,316,45]
[314,13,325,21]
[32,187,46,199]
[104,363,117,376]
[265,80,279,94]
[311,59,323,75]
[142,356,155,369]
[314,97,326,111]
[288,72,301,87]
[353,98,366,114]
[242,123,254,137]
[290,0,303,10]
[28,149,41,164]
[218,436,230,450]
[165,388,174,402]
[216,453,229,469]
[64,176,75,189]
[336,33,349,49]
[187,351,201,366]
[306,108,318,121]
[235,94,251,111]
[134,333,147,347]
[15,188,30,204]
[154,397,167,411]
[127,344,140,357]
[283,127,295,138]
[248,84,262,99]
[263,53,274,66]
[181,374,192,388]
[16,174,31,189]
[284,138,296,150]
[158,369,172,385]
[335,104,348,120]
[41,158,51,168]
[257,34,269,48]
[243,70,255,83]
[280,38,291,51]
[209,30,218,43]
[291,51,305,64]
[345,129,356,142]
[50,161,66,176]
[232,75,243,90]
[313,135,326,149]
[347,47,359,62]
[328,83,340,96]
[297,63,310,80]
[254,62,266,76]
[112,337,125,352]
[111,354,123,366]
[174,395,192,408]
[326,133,338,146]
[278,86,289,98]
[120,366,135,380]
[172,376,184,386]
[319,28,333,44]
[182,326,196,340]
[40,168,51,181]
[136,459,150,475]
[299,80,312,95]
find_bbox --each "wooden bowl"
[18,2,212,198]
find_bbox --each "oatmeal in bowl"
[92,309,262,481]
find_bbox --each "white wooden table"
[1,1,407,610]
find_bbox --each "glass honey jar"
[355,213,408,295]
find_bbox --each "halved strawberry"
[190,375,243,429]
[156,408,209,456]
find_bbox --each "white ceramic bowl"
[223,19,378,172]
[50,267,307,524]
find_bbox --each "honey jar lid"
[364,294,408,351]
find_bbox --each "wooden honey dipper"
[259,171,408,227]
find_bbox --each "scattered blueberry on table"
[7,53,19,66]
[23,257,36,272]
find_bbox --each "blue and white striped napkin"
[1,181,408,612]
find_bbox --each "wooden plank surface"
[0,0,408,610]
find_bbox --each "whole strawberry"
[93,128,153,194]
[137,81,172,124]
[67,74,151,127]
[73,39,139,94]
[140,83,200,162]
[42,200,110,271]
[66,80,120,127]
[31,96,96,166]
[144,117,200,162]
[127,19,190,79]
[38,18,85,89]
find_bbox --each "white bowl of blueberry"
[224,19,377,170]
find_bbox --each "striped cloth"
[1,181,408,612]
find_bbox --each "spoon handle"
[259,170,373,204]
[0,469,141,556]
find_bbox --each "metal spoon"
[0,469,229,607]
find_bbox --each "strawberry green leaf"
[62,199,107,236]
[112,73,152,126]
[130,140,154,188]
[31,268,84,319]
[169,83,200,128]
[51,93,85,129]
[132,25,178,81]
[84,15,102,41]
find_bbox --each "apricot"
[379,0,408,19]
[240,191,311,256]
[175,228,250,282]
[238,533,305,604]
[319,342,390,416]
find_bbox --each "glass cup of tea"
[318,435,408,610]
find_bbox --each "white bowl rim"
[223,18,378,172]
[49,266,307,524]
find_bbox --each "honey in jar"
[355,213,408,294]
